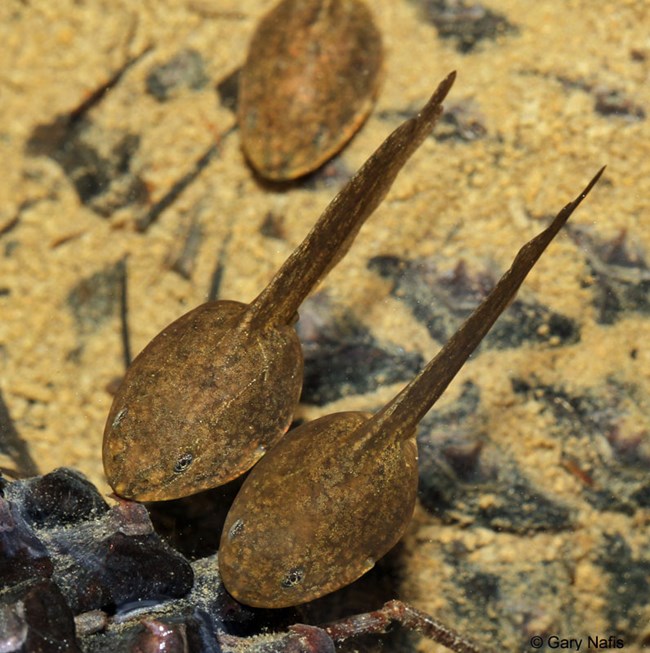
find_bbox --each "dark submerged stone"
[22,468,109,528]
[0,497,53,587]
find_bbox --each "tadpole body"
[219,168,605,608]
[238,0,383,180]
[102,73,456,502]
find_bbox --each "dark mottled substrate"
[369,255,579,350]
[23,54,150,221]
[146,49,208,102]
[416,382,573,532]
[376,96,488,144]
[597,534,650,640]
[64,258,128,365]
[546,72,646,122]
[415,379,650,649]
[297,293,424,406]
[26,118,148,219]
[0,390,38,477]
[410,0,517,53]
[0,468,412,653]
[567,225,650,325]
[512,378,650,515]
[67,260,126,337]
[216,68,240,113]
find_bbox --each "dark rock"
[184,607,224,653]
[296,293,424,406]
[146,50,208,102]
[3,472,194,614]
[22,468,109,528]
[369,255,579,349]
[129,619,188,653]
[284,625,336,653]
[74,609,108,637]
[107,500,153,536]
[1,470,431,652]
[0,459,644,651]
[0,497,53,587]
[0,602,27,652]
[53,526,194,613]
[0,580,81,652]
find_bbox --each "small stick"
[116,256,132,369]
[323,600,488,653]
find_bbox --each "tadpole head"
[102,300,303,502]
[218,411,418,607]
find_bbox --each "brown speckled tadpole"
[219,168,605,608]
[238,0,383,180]
[102,73,456,502]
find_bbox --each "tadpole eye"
[174,452,194,474]
[111,407,128,429]
[281,567,305,588]
[228,519,244,540]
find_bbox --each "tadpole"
[219,168,605,608]
[102,73,456,501]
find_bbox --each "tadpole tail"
[245,71,457,329]
[369,166,606,442]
